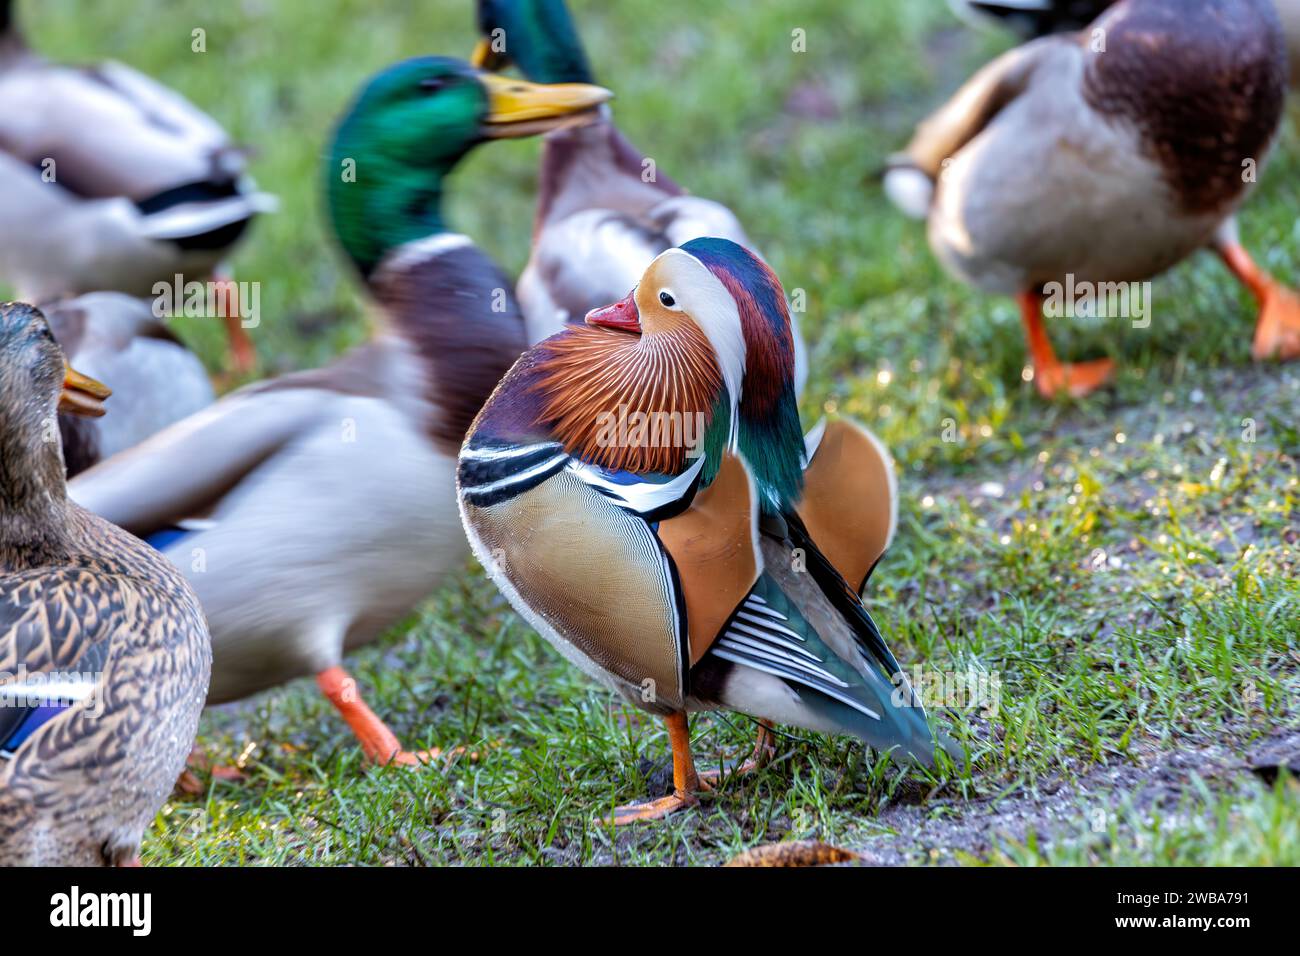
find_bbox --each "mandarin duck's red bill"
[458,239,948,824]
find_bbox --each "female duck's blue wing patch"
[0,585,110,760]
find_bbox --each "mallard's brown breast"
[1082,0,1287,216]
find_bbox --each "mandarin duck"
[0,302,210,865]
[470,0,809,391]
[0,0,276,373]
[885,0,1300,398]
[68,58,611,767]
[458,238,941,824]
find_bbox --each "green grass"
[19,0,1300,865]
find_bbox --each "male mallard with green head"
[459,239,937,823]
[886,0,1300,397]
[69,58,610,768]
[470,0,809,391]
[0,302,210,866]
[0,0,275,373]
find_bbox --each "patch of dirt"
[844,725,1300,865]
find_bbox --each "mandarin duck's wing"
[693,518,944,766]
[796,418,898,593]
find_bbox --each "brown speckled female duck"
[0,302,210,866]
[886,0,1300,397]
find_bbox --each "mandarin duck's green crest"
[326,56,610,277]
[474,0,595,84]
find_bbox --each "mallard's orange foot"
[606,790,699,826]
[1033,358,1115,399]
[1252,284,1300,361]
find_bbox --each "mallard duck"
[470,0,808,391]
[953,0,1300,86]
[43,292,214,478]
[458,238,938,823]
[885,0,1300,398]
[949,0,1116,37]
[0,301,210,866]
[69,58,611,767]
[0,0,275,373]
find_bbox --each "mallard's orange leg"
[698,720,776,786]
[607,712,701,825]
[1215,238,1300,361]
[212,269,257,376]
[1019,290,1115,398]
[316,666,466,767]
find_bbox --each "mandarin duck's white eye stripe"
[652,249,746,422]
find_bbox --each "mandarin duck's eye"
[659,291,676,308]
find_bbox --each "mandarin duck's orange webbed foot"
[605,712,703,826]
[698,720,776,787]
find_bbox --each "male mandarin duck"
[458,238,941,824]
[68,58,611,767]
[470,0,809,391]
[0,302,210,865]
[45,292,214,478]
[0,0,275,373]
[886,0,1300,398]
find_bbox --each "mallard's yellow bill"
[59,365,111,418]
[480,72,612,138]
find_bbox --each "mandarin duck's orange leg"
[212,269,258,376]
[1214,234,1300,361]
[316,666,467,767]
[608,712,701,825]
[698,720,776,787]
[1019,290,1115,398]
